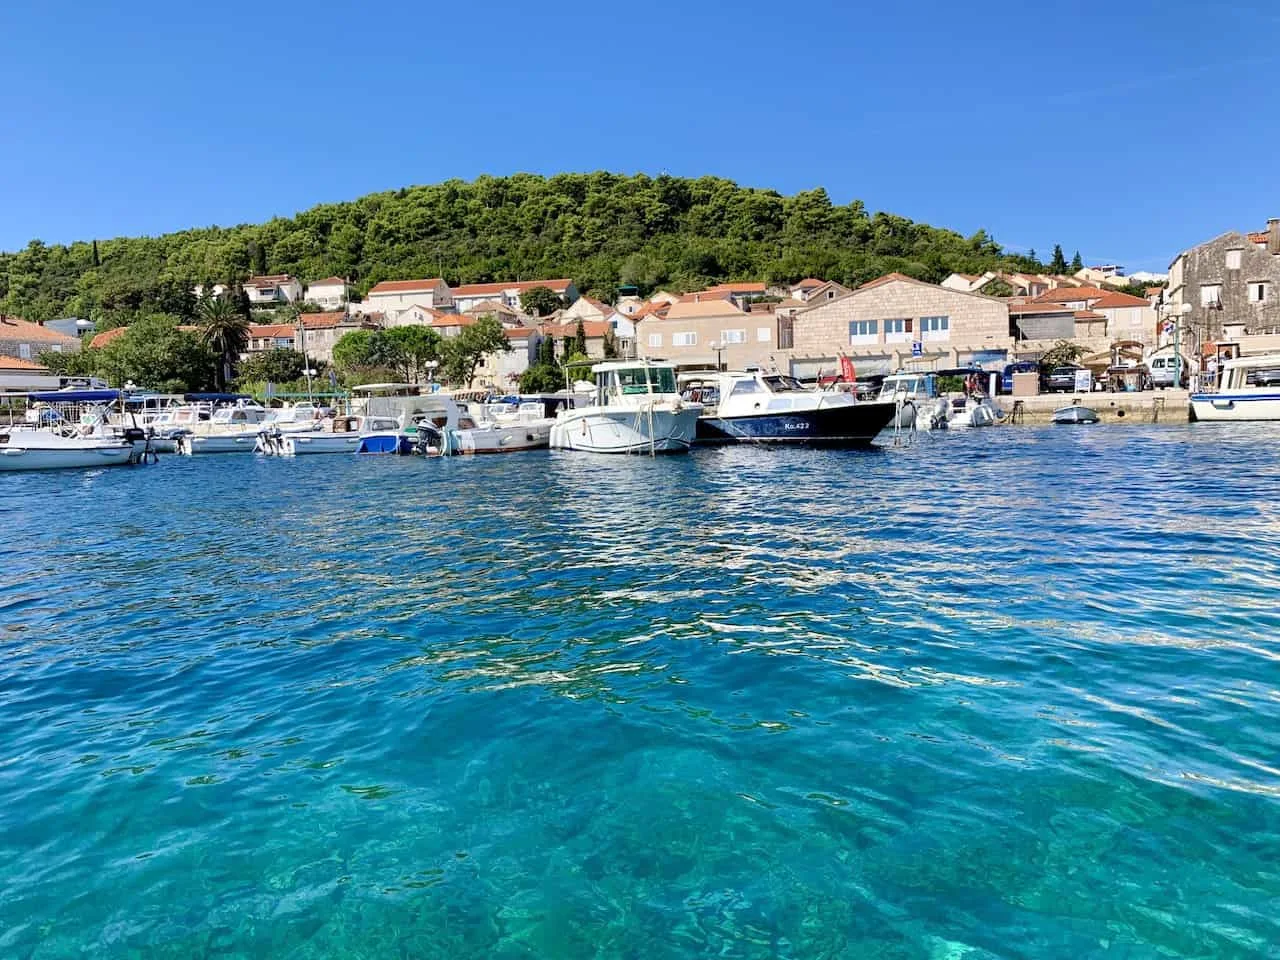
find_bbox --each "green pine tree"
[1070,250,1083,272]
[1050,245,1068,274]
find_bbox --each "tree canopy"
[0,173,1072,327]
[442,316,510,387]
[519,286,564,318]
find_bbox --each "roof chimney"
[1269,218,1280,256]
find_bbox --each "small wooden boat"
[1052,404,1100,425]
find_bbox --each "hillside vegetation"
[0,172,1049,324]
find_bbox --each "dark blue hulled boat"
[679,371,899,447]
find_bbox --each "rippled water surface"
[4,424,1280,958]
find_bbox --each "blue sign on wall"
[911,341,923,358]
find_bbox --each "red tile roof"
[245,274,296,287]
[462,299,520,316]
[538,320,612,338]
[298,311,351,330]
[793,277,825,288]
[1033,286,1107,304]
[0,355,48,370]
[248,324,296,338]
[1248,231,1269,244]
[0,316,81,345]
[308,276,346,286]
[429,315,478,328]
[501,326,534,339]
[453,279,573,296]
[703,281,768,294]
[367,278,447,295]
[1091,291,1152,308]
[89,324,198,349]
[1073,310,1107,320]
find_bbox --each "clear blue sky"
[2,0,1277,272]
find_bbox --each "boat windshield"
[762,375,805,393]
[616,366,676,395]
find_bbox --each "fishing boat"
[257,414,404,456]
[548,360,702,454]
[1052,403,1100,425]
[678,370,897,446]
[1189,353,1280,422]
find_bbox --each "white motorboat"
[947,396,999,429]
[678,370,897,446]
[549,360,702,454]
[174,402,273,455]
[408,398,553,456]
[257,414,404,455]
[877,372,950,431]
[0,423,134,471]
[1189,353,1280,422]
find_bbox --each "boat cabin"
[1217,353,1280,392]
[679,370,814,415]
[210,405,270,427]
[590,361,678,405]
[878,372,939,400]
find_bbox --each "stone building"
[1167,220,1280,341]
[0,315,80,362]
[788,273,1010,377]
[638,298,781,370]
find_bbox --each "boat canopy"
[184,392,251,403]
[27,389,120,403]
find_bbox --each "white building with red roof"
[244,275,303,305]
[305,277,348,311]
[362,278,454,317]
[451,278,578,315]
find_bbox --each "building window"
[1249,282,1269,303]
[648,333,662,348]
[757,327,772,342]
[51,344,63,353]
[721,329,746,344]
[848,319,878,344]
[672,332,697,346]
[18,343,31,359]
[1226,249,1243,270]
[884,318,913,343]
[778,317,794,349]
[921,315,950,340]
[1200,284,1222,307]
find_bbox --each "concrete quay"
[998,390,1190,425]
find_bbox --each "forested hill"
[0,172,1048,323]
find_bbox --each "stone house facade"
[0,316,81,362]
[1167,220,1280,342]
[789,273,1010,377]
[638,299,780,370]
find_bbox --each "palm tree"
[199,294,250,390]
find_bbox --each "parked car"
[1148,355,1189,389]
[1000,361,1040,394]
[1045,365,1085,393]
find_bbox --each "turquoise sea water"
[3,424,1280,958]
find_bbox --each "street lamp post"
[709,339,724,372]
[1162,302,1194,390]
[425,360,439,392]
